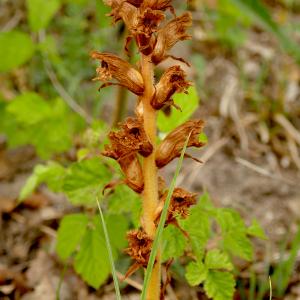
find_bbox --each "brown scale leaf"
[91,52,144,95]
[151,12,192,65]
[155,188,197,225]
[124,229,153,269]
[151,65,191,110]
[155,120,205,168]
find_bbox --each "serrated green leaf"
[56,214,89,261]
[19,161,65,200]
[0,31,35,72]
[107,185,142,228]
[180,201,211,254]
[7,92,52,125]
[204,271,235,300]
[158,86,199,132]
[27,0,61,32]
[216,208,246,232]
[4,94,78,158]
[106,214,128,250]
[161,226,187,262]
[216,209,253,260]
[198,192,217,216]
[74,227,110,289]
[63,158,112,205]
[205,249,233,271]
[185,260,207,286]
[247,219,267,240]
[223,230,253,261]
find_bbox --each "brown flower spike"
[92,1,205,298]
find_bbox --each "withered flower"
[151,65,191,109]
[151,12,192,65]
[102,129,145,193]
[124,229,153,272]
[163,188,197,221]
[112,117,153,157]
[155,120,205,168]
[91,52,144,95]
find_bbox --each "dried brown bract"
[102,143,144,193]
[151,12,192,64]
[151,65,191,109]
[112,117,153,157]
[91,52,144,95]
[124,229,153,268]
[156,120,205,168]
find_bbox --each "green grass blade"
[96,196,122,300]
[141,133,192,300]
[269,276,272,300]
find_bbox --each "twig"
[116,271,143,291]
[38,30,93,124]
[235,157,298,186]
[1,11,22,32]
[274,113,300,146]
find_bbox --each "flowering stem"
[140,54,161,299]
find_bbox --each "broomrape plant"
[91,0,205,298]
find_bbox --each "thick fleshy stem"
[140,54,161,300]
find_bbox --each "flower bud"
[155,120,205,168]
[91,52,144,95]
[151,65,191,109]
[152,12,192,65]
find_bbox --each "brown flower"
[91,52,144,95]
[112,117,153,157]
[155,120,205,168]
[151,12,192,65]
[102,123,146,193]
[124,229,153,268]
[151,65,191,109]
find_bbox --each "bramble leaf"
[107,185,142,228]
[62,158,112,205]
[74,227,110,289]
[185,260,207,286]
[0,31,35,72]
[27,0,61,32]
[19,162,65,200]
[204,271,235,300]
[56,214,89,261]
[158,86,199,132]
[247,219,267,239]
[205,249,233,271]
[161,226,186,262]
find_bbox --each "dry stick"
[140,54,160,300]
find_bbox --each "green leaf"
[19,162,65,200]
[107,185,142,228]
[63,158,112,205]
[56,214,89,261]
[161,226,187,262]
[158,86,199,132]
[205,249,233,271]
[247,219,267,240]
[0,31,35,72]
[216,209,253,261]
[7,92,52,125]
[223,230,253,261]
[4,94,79,158]
[204,271,235,300]
[98,214,129,252]
[27,0,61,32]
[74,227,110,289]
[185,260,207,286]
